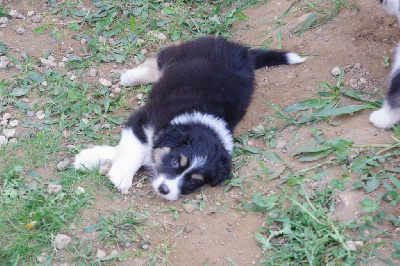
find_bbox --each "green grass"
[1,0,399,264]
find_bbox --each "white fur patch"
[391,46,400,78]
[171,112,234,153]
[382,0,400,21]
[286,53,307,65]
[108,127,153,190]
[120,58,161,87]
[74,145,117,170]
[152,156,207,201]
[369,101,400,128]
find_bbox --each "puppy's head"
[151,124,231,201]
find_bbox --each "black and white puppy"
[369,0,400,128]
[74,37,305,200]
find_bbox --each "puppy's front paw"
[74,146,117,170]
[369,106,399,129]
[107,163,134,191]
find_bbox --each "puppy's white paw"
[107,161,134,191]
[120,68,146,87]
[74,146,117,170]
[369,105,400,128]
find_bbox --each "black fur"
[125,37,300,198]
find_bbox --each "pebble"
[141,243,149,250]
[27,110,35,117]
[57,158,70,171]
[98,36,107,43]
[40,58,57,68]
[89,68,97,77]
[141,49,148,55]
[16,27,25,35]
[48,184,63,194]
[37,252,47,263]
[65,48,74,54]
[54,234,71,249]
[97,249,107,259]
[8,120,19,127]
[35,110,45,120]
[27,11,35,17]
[17,14,25,19]
[31,14,43,23]
[110,250,118,256]
[99,78,112,86]
[3,128,16,138]
[0,24,6,28]
[0,56,10,68]
[0,17,9,24]
[113,87,121,94]
[58,62,66,68]
[99,160,112,175]
[9,10,18,18]
[183,203,196,213]
[331,66,341,76]
[2,113,12,121]
[81,38,87,44]
[346,240,357,251]
[0,136,8,146]
[70,75,77,81]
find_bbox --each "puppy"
[74,37,305,200]
[369,0,400,128]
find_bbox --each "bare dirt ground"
[1,0,400,265]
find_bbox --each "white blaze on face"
[152,156,207,201]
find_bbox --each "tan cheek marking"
[180,155,188,167]
[153,147,171,166]
[191,174,204,181]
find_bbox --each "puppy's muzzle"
[158,183,170,195]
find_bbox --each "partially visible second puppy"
[369,0,400,128]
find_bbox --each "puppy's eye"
[171,158,180,168]
[187,178,196,185]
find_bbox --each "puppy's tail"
[249,49,306,69]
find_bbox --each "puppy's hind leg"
[120,58,162,87]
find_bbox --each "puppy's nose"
[159,184,170,195]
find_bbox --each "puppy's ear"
[209,150,232,186]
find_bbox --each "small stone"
[3,129,16,138]
[65,48,74,54]
[140,49,148,55]
[58,62,66,68]
[0,24,7,28]
[355,241,364,247]
[37,252,47,263]
[120,189,129,195]
[9,120,19,127]
[70,75,77,81]
[110,250,118,256]
[97,249,107,259]
[27,11,35,17]
[17,14,26,19]
[331,66,341,76]
[185,225,194,233]
[99,78,112,87]
[81,38,87,44]
[99,160,112,175]
[156,32,167,41]
[0,136,8,146]
[89,68,97,77]
[113,87,121,94]
[41,81,48,87]
[98,36,107,43]
[9,10,18,18]
[57,158,70,171]
[0,17,9,24]
[136,94,143,100]
[74,187,85,196]
[54,234,71,249]
[2,113,12,121]
[141,243,149,250]
[40,58,57,68]
[35,110,45,120]
[27,110,35,117]
[346,240,357,251]
[16,27,25,35]
[48,184,63,194]
[359,78,367,84]
[183,203,196,213]
[136,38,145,45]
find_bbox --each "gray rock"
[331,66,341,76]
[97,249,107,259]
[47,184,63,194]
[0,136,8,146]
[27,11,35,17]
[31,14,43,23]
[17,14,25,19]
[0,56,10,68]
[89,68,97,77]
[183,203,196,213]
[3,128,16,138]
[0,17,9,24]
[40,57,58,68]
[54,234,71,249]
[16,27,25,35]
[57,158,70,171]
[9,10,18,18]
[8,120,19,127]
